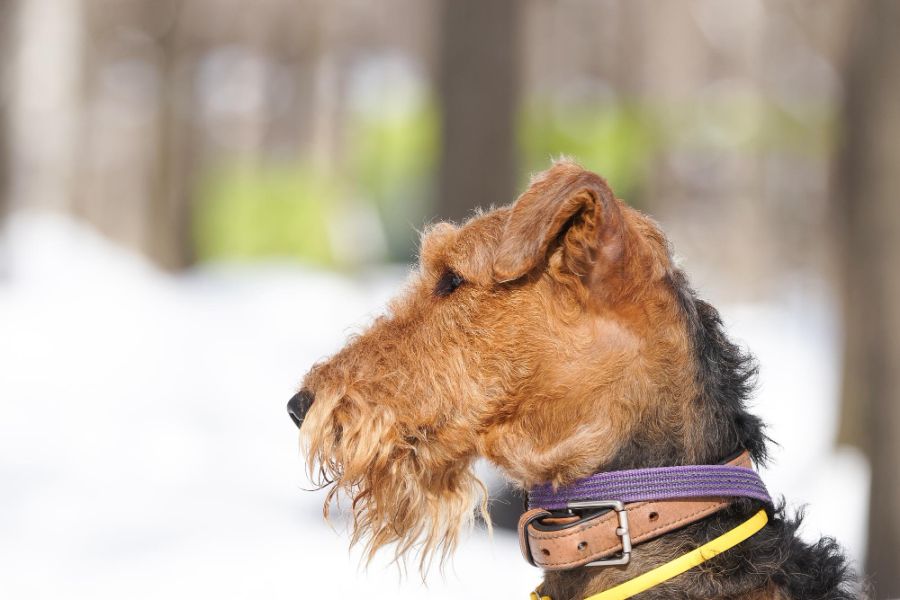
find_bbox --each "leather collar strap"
[531,509,769,600]
[519,452,767,570]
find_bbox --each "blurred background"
[1,0,898,598]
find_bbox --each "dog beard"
[301,384,489,574]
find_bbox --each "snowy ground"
[0,211,868,599]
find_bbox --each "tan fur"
[298,161,701,574]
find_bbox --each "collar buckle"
[567,500,632,566]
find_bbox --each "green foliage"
[520,103,661,207]
[194,101,438,266]
[194,95,833,266]
[519,97,833,209]
[348,101,438,261]
[194,165,340,266]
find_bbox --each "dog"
[288,161,859,599]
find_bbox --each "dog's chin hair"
[301,394,489,576]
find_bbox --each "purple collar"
[528,454,772,511]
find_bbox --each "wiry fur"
[296,161,861,597]
[542,280,860,599]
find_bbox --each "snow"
[0,211,867,598]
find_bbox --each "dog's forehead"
[446,207,510,283]
[454,207,509,251]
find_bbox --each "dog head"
[292,160,762,568]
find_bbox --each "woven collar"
[528,454,772,510]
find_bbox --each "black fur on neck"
[603,269,768,472]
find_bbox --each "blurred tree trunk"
[835,1,900,597]
[145,0,197,271]
[436,0,523,531]
[0,0,13,225]
[75,0,197,271]
[436,0,520,222]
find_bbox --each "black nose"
[287,389,315,428]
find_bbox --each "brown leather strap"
[518,452,753,571]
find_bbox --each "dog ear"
[493,161,626,284]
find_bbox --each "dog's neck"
[573,279,769,476]
[528,278,776,599]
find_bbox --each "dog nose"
[287,389,315,428]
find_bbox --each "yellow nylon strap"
[532,509,768,600]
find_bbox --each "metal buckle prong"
[567,500,632,566]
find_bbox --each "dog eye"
[434,269,464,297]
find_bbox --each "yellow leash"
[531,509,768,600]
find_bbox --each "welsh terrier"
[288,162,858,599]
